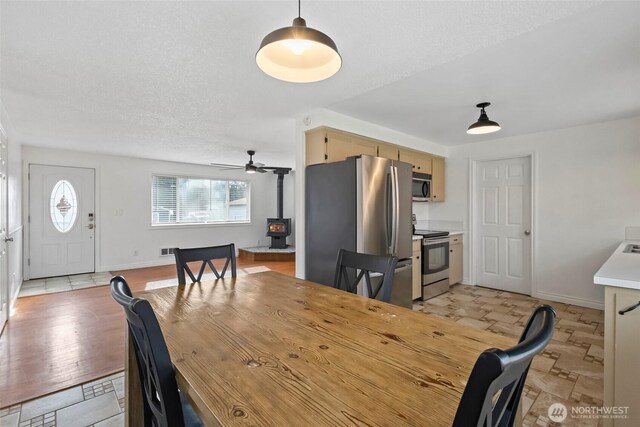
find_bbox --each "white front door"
[29,165,95,278]
[474,156,531,295]
[0,128,7,332]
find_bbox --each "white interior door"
[0,129,7,332]
[474,156,531,295]
[29,165,95,279]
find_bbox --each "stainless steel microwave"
[412,172,432,202]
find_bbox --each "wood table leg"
[125,330,144,426]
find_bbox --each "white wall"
[22,146,294,273]
[429,115,640,308]
[1,100,23,309]
[294,108,444,278]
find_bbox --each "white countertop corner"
[594,240,640,290]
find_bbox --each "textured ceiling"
[0,1,615,167]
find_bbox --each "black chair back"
[452,304,556,427]
[174,243,237,285]
[111,276,185,427]
[333,249,398,303]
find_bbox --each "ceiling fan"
[210,150,268,174]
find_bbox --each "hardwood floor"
[0,259,295,408]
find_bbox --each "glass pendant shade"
[256,17,342,83]
[467,103,501,134]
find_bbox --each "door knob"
[4,237,13,242]
[524,230,531,236]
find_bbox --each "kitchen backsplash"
[415,219,464,232]
[626,226,640,240]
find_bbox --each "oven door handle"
[422,238,450,246]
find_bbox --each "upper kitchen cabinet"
[431,156,445,202]
[305,127,445,202]
[399,148,432,174]
[305,127,377,165]
[377,142,399,160]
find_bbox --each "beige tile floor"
[18,272,113,298]
[414,284,605,427]
[0,372,124,427]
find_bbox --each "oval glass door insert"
[50,180,78,233]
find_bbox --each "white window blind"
[152,175,249,225]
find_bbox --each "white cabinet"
[604,286,640,427]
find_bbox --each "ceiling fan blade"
[254,162,265,167]
[210,162,243,168]
[256,168,268,173]
[219,167,244,171]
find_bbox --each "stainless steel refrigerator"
[305,155,413,308]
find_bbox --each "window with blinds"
[152,175,249,225]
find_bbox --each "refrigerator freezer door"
[357,156,393,256]
[393,160,413,260]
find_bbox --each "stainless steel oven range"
[416,229,450,300]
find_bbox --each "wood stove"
[266,169,291,249]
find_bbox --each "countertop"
[594,240,640,290]
[412,230,464,240]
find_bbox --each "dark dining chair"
[110,276,203,427]
[452,304,556,427]
[173,243,237,285]
[333,249,398,303]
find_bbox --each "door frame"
[0,125,7,330]
[24,163,98,280]
[468,152,536,296]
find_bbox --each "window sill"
[149,221,252,230]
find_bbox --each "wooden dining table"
[125,271,516,426]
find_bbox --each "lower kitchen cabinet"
[449,235,463,285]
[412,239,421,299]
[604,286,640,427]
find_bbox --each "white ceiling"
[1,1,636,168]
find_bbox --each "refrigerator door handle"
[385,166,392,254]
[389,165,399,255]
[393,165,400,255]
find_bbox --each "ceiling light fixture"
[256,0,342,83]
[467,102,501,135]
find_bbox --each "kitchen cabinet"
[305,127,446,202]
[603,286,640,427]
[431,156,445,202]
[412,239,422,299]
[413,152,432,174]
[449,235,463,285]
[377,142,399,160]
[305,128,384,164]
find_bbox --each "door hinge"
[324,154,328,160]
[28,258,30,266]
[324,137,328,143]
[28,215,30,223]
[28,172,30,180]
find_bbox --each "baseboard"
[9,279,22,315]
[100,258,176,272]
[534,290,604,310]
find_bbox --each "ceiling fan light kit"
[256,0,341,83]
[467,102,501,135]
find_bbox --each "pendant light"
[256,0,342,83]
[467,102,501,135]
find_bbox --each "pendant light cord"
[298,0,301,18]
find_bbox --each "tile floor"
[0,372,124,427]
[18,272,113,298]
[2,282,604,426]
[415,284,605,427]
